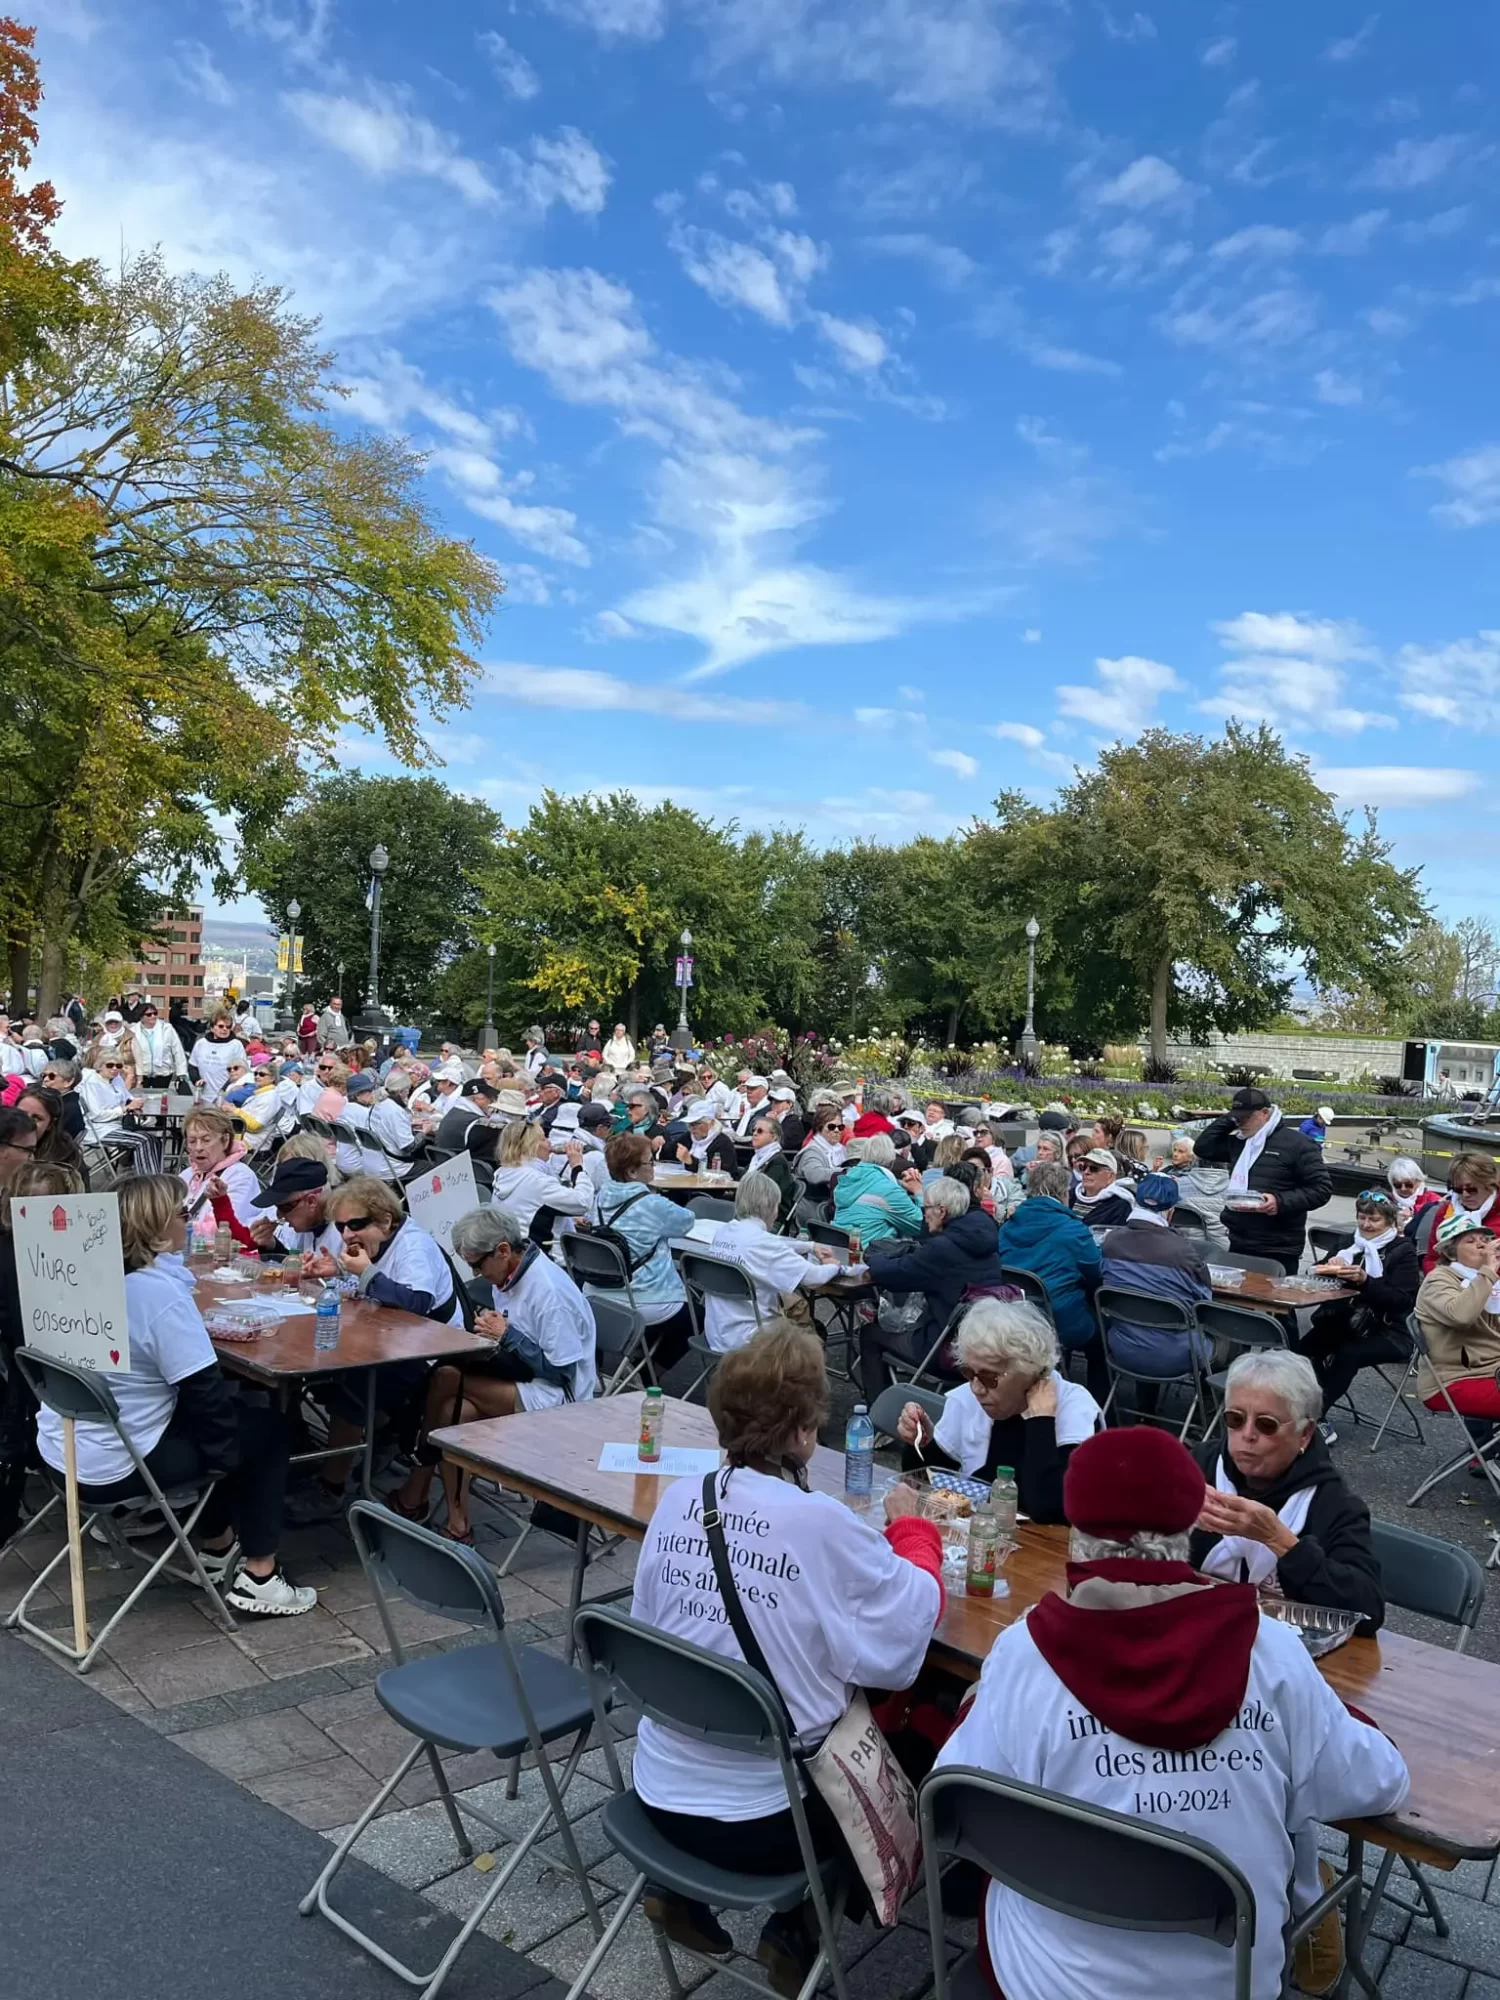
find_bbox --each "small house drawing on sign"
[51,1205,68,1232]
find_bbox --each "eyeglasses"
[0,1137,36,1155]
[335,1215,373,1233]
[1452,1183,1488,1198]
[1389,1180,1420,1193]
[961,1366,1010,1394]
[1223,1408,1298,1437]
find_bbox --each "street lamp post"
[668,927,694,1052]
[1019,915,1040,1066]
[481,943,497,1052]
[357,843,389,1039]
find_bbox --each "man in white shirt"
[936,1426,1410,2000]
[246,1156,344,1260]
[728,1075,772,1137]
[701,1173,845,1350]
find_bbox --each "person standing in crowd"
[1298,1106,1335,1147]
[131,1001,188,1089]
[188,1012,248,1104]
[1193,1086,1331,1274]
[316,995,352,1052]
[601,1023,636,1071]
[522,1025,551,1075]
[297,1003,319,1055]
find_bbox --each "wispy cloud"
[1057,655,1180,734]
[1323,15,1378,62]
[1091,154,1195,213]
[1208,612,1390,734]
[1315,767,1478,807]
[929,747,979,778]
[1418,444,1500,527]
[484,663,811,724]
[1399,634,1500,729]
[1318,209,1388,255]
[1200,35,1236,66]
[992,720,1045,747]
[866,232,977,288]
[477,32,541,101]
[1359,134,1472,191]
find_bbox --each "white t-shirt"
[274,1214,343,1260]
[494,1247,597,1408]
[489,1163,593,1232]
[36,1254,215,1486]
[937,1613,1410,2000]
[190,1036,247,1102]
[632,1468,941,1819]
[351,1218,465,1327]
[701,1218,842,1351]
[933,1373,1101,1477]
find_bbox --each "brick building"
[128,905,204,1011]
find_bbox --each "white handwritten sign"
[404,1152,480,1253]
[12,1193,131,1373]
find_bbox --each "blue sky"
[35,0,1500,929]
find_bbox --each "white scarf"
[1226,1107,1281,1196]
[1125,1205,1170,1228]
[1450,1189,1498,1226]
[750,1139,781,1171]
[1074,1175,1132,1211]
[1451,1262,1500,1313]
[1333,1226,1396,1281]
[689,1122,719,1162]
[1199,1457,1315,1587]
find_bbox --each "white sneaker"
[225,1565,318,1617]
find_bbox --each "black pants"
[1294,1318,1411,1416]
[76,1394,290,1561]
[641,1785,854,1904]
[647,1304,696,1374]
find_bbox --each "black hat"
[1229,1086,1273,1116]
[466,1077,500,1101]
[578,1101,612,1129]
[250,1156,330,1208]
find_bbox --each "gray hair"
[450,1205,525,1263]
[924,1175,971,1220]
[1388,1156,1423,1186]
[734,1172,782,1225]
[863,1084,895,1116]
[1033,1133,1062,1163]
[46,1054,81,1085]
[955,1297,1058,1378]
[1070,1528,1193,1564]
[1025,1161,1071,1203]
[1224,1348,1321,1428]
[846,1133,896,1167]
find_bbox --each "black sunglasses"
[336,1214,373,1233]
[1224,1408,1297,1437]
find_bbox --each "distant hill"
[202,920,277,951]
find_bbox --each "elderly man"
[1070,1147,1134,1229]
[1194,1086,1332,1274]
[1098,1171,1213,1394]
[131,1001,189,1089]
[412,1059,467,1134]
[727,1074,772,1137]
[316,995,352,1051]
[936,1426,1409,2000]
[522,1025,551,1075]
[247,1155,343,1259]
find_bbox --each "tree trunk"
[627,980,639,1042]
[945,996,963,1047]
[7,940,30,1016]
[1149,951,1173,1067]
[37,935,65,1022]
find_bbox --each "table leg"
[1338,1836,1383,2000]
[360,1370,378,1501]
[564,1513,590,1665]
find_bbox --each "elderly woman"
[489,1116,593,1237]
[37,1053,87,1144]
[79,1046,159,1169]
[393,1205,598,1541]
[860,1175,1006,1400]
[996,1160,1103,1364]
[921,1131,966,1188]
[307,1174,464,1323]
[668,1099,738,1178]
[1297,1186,1420,1441]
[630,1321,944,1988]
[1415,1211,1500,1427]
[1387,1154,1441,1228]
[37,1174,315,1617]
[832,1132,923,1245]
[614,1086,665,1144]
[181,1105,261,1251]
[895,1297,1101,1522]
[703,1172,845,1350]
[585,1133,697,1369]
[793,1102,845,1215]
[1410,1150,1500,1273]
[744,1111,798,1230]
[1189,1349,1384,1629]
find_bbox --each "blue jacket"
[833,1160,923,1243]
[995,1197,1102,1351]
[865,1207,1007,1355]
[1100,1218,1213,1377]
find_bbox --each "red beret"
[1063,1427,1206,1542]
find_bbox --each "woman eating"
[894,1297,1101,1523]
[1410,1151,1500,1273]
[1299,1187,1420,1442]
[180,1106,261,1252]
[668,1100,738,1178]
[630,1321,943,1994]
[309,1175,465,1324]
[1188,1348,1384,1630]
[1415,1211,1500,1432]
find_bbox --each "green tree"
[243,775,503,1019]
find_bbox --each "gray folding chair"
[999,1264,1055,1327]
[567,1605,853,2000]
[678,1248,762,1400]
[918,1766,1255,2000]
[300,1501,606,2000]
[804,1221,854,1253]
[1216,1249,1286,1279]
[3,1349,238,1671]
[1366,1519,1485,1937]
[1197,1298,1286,1432]
[589,1292,656,1396]
[688,1195,736,1223]
[1308,1224,1355,1265]
[1095,1285,1212,1439]
[868,1381,945,1444]
[1169,1206,1209,1242]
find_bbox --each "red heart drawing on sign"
[109,1350,120,1364]
[431,1175,442,1192]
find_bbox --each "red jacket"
[851,1111,897,1139]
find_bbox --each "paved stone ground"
[5,1213,1500,1999]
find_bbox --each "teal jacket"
[832,1160,923,1243]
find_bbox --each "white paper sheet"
[596,1442,723,1476]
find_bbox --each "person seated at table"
[995,1162,1104,1390]
[1098,1171,1213,1390]
[1018,1131,1062,1179]
[630,1320,943,1991]
[1188,1349,1385,1631]
[180,1105,261,1252]
[368,1066,417,1160]
[13,1082,85,1178]
[1296,1188,1420,1442]
[744,1112,798,1231]
[334,1071,399,1177]
[894,1297,1101,1522]
[1408,1150,1500,1273]
[37,1053,87,1145]
[920,1132,965,1189]
[489,1115,593,1239]
[937,1425,1408,2000]
[665,1099,738,1178]
[703,1172,845,1352]
[1415,1211,1500,1433]
[581,1133,697,1370]
[246,1149,345,1261]
[41,1174,317,1617]
[392,1205,598,1543]
[79,1046,158,1170]
[1069,1147,1133,1229]
[792,1102,845,1219]
[613,1086,665,1145]
[1164,1129,1231,1247]
[1386,1155,1441,1229]
[858,1176,1006,1400]
[832,1132,923,1244]
[238,1058,296,1145]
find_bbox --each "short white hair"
[923,1176,971,1220]
[734,1172,781,1225]
[954,1298,1058,1378]
[846,1133,896,1167]
[1388,1156,1423,1185]
[1070,1528,1192,1564]
[1224,1348,1321,1428]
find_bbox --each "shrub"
[1141,1056,1180,1084]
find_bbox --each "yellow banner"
[293,939,304,974]
[276,934,290,972]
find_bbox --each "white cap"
[685,1100,716,1123]
[551,1102,580,1133]
[768,1086,796,1102]
[433,1060,466,1083]
[1317,1106,1335,1123]
[744,1074,769,1090]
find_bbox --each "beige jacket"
[1415,1262,1500,1398]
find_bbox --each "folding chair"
[589,1293,656,1397]
[1327,1311,1425,1451]
[1216,1249,1286,1279]
[1197,1298,1286,1433]
[868,1381,945,1445]
[678,1248,762,1400]
[300,1501,606,2000]
[1405,1329,1500,1508]
[3,1349,238,1672]
[918,1766,1255,2000]
[1169,1206,1209,1242]
[1095,1285,1212,1439]
[687,1195,736,1224]
[796,1221,859,1378]
[1366,1520,1485,1938]
[1308,1224,1355,1265]
[872,1301,970,1399]
[999,1264,1055,1327]
[804,1222,854,1253]
[567,1605,854,2000]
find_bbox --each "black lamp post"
[277,898,301,1031]
[481,943,497,1052]
[668,927,694,1052]
[357,843,389,1038]
[1019,914,1040,1065]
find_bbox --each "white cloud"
[866,233,977,287]
[1315,368,1363,406]
[992,720,1045,747]
[626,564,945,678]
[1419,444,1500,528]
[518,129,612,216]
[930,747,979,778]
[1093,155,1193,212]
[898,684,924,703]
[1210,225,1302,260]
[1315,767,1479,807]
[1160,286,1318,356]
[483,662,809,724]
[1398,634,1500,729]
[534,0,667,35]
[855,706,896,726]
[1200,35,1236,66]
[1318,209,1388,255]
[1022,629,1041,644]
[1323,15,1378,61]
[224,0,332,62]
[1057,655,1180,734]
[1360,135,1470,191]
[815,312,890,372]
[504,565,553,606]
[172,39,235,105]
[1101,9,1156,41]
[668,221,817,326]
[1210,611,1389,734]
[478,32,541,100]
[1212,611,1373,665]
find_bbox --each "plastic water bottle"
[213,1221,232,1267]
[844,1403,875,1500]
[988,1466,1018,1545]
[314,1280,341,1353]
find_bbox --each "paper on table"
[597,1442,723,1476]
[685,1217,720,1243]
